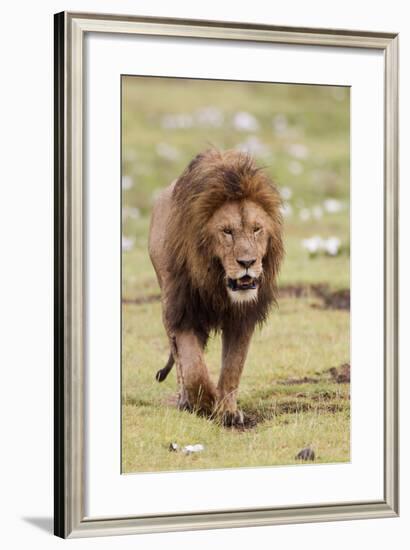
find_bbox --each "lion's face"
[207,199,273,304]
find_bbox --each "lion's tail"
[155,353,174,382]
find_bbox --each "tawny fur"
[148,149,283,425]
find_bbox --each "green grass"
[122,297,350,472]
[121,77,350,473]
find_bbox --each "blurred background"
[122,77,350,301]
[121,77,350,472]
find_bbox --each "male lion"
[148,148,283,427]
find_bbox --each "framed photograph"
[54,12,399,538]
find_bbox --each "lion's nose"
[236,258,256,269]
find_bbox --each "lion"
[148,148,283,427]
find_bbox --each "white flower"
[280,186,293,200]
[123,149,137,163]
[121,175,133,190]
[324,237,341,256]
[272,114,288,135]
[122,207,140,220]
[156,143,180,161]
[122,236,135,252]
[287,143,309,160]
[301,235,342,257]
[196,106,224,127]
[288,160,303,176]
[182,444,205,454]
[232,111,259,132]
[323,198,343,213]
[312,205,323,220]
[302,236,324,255]
[299,208,311,221]
[161,113,193,129]
[280,202,293,218]
[236,136,269,157]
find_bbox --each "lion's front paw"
[221,409,256,429]
[177,393,215,416]
[177,394,194,413]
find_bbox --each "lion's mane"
[165,149,284,345]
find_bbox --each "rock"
[295,447,315,461]
[182,444,204,454]
[168,442,205,454]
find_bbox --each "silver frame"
[54,11,399,538]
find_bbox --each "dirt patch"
[277,285,311,299]
[295,390,339,400]
[311,285,350,310]
[154,366,350,430]
[158,393,349,429]
[273,399,346,415]
[122,294,161,305]
[328,363,350,383]
[241,399,348,424]
[278,363,350,386]
[279,376,320,385]
[270,283,350,310]
[123,395,154,408]
[121,284,350,310]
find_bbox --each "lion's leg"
[216,326,254,427]
[174,331,216,414]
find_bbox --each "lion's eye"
[223,228,233,235]
[254,226,262,234]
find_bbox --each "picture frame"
[54,11,399,538]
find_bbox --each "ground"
[121,78,350,473]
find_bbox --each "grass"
[121,77,350,473]
[122,296,350,473]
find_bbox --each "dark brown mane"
[165,149,284,344]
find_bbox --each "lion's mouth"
[227,275,259,292]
